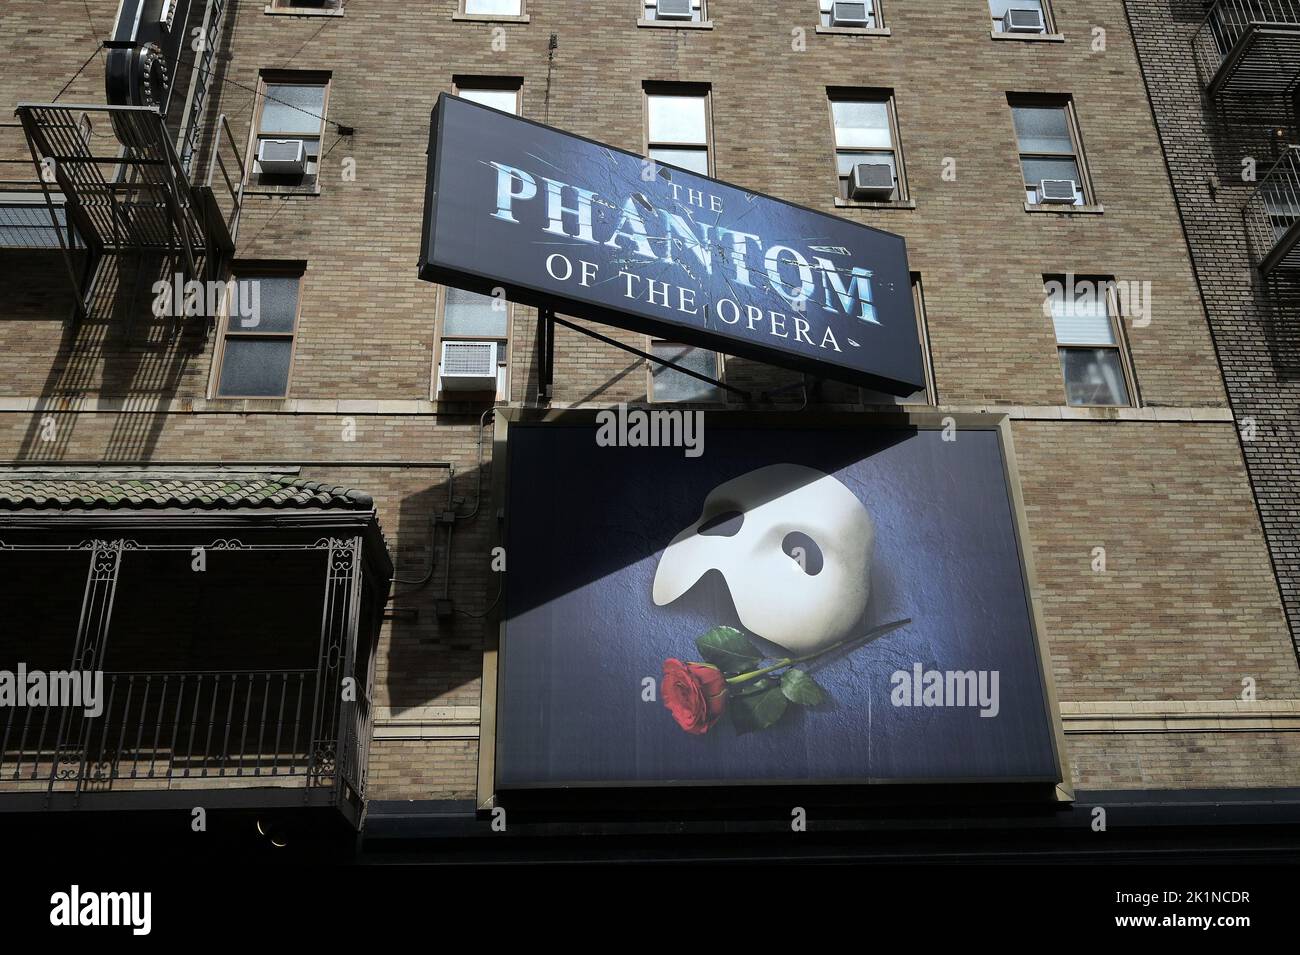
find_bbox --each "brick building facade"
[1,0,1299,859]
[1122,0,1300,655]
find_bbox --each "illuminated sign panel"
[493,413,1066,790]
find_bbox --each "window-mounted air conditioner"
[257,139,308,176]
[439,340,500,391]
[657,0,694,20]
[851,163,895,201]
[832,1,872,28]
[1004,7,1046,33]
[1038,179,1078,203]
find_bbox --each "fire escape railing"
[12,103,245,320]
[1194,0,1300,94]
[1244,146,1300,272]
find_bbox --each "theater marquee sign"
[419,93,926,395]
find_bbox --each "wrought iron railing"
[0,668,346,794]
[1244,146,1300,270]
[1194,0,1300,88]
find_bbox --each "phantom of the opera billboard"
[419,93,926,395]
[490,413,1066,791]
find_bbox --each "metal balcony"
[1194,0,1300,97]
[0,478,393,826]
[1245,146,1300,272]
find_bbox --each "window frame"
[859,272,936,406]
[643,82,714,178]
[209,262,306,401]
[265,0,344,16]
[642,85,719,403]
[431,78,525,402]
[647,339,727,404]
[827,88,909,204]
[244,71,331,195]
[458,0,528,20]
[988,0,1055,36]
[640,0,709,26]
[1044,274,1138,409]
[817,0,886,32]
[1009,94,1095,208]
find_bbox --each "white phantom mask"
[653,464,874,655]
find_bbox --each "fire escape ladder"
[178,0,228,178]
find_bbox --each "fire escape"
[9,0,243,323]
[1190,2,1300,278]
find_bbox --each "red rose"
[662,658,728,735]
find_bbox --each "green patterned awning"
[0,476,374,511]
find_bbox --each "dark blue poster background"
[496,421,1062,788]
[420,94,925,394]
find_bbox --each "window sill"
[636,19,714,29]
[990,30,1064,43]
[205,397,293,410]
[452,12,530,23]
[835,197,915,210]
[264,5,344,16]
[1024,202,1103,214]
[245,182,322,197]
[816,24,891,37]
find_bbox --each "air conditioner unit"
[258,139,308,176]
[1038,179,1078,203]
[851,163,895,201]
[657,0,694,20]
[1004,7,1046,33]
[832,1,872,27]
[439,340,500,391]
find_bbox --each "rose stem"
[724,617,912,685]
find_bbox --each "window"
[437,79,522,399]
[1011,98,1091,206]
[249,73,329,189]
[819,0,879,29]
[644,0,706,23]
[644,88,717,400]
[1046,276,1133,407]
[830,91,905,201]
[268,0,343,13]
[214,265,303,398]
[989,0,1051,34]
[860,274,935,405]
[650,342,723,402]
[645,86,711,176]
[463,0,523,15]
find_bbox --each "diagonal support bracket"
[550,314,750,402]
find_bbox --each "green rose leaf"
[780,668,827,706]
[730,685,789,733]
[695,626,762,675]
